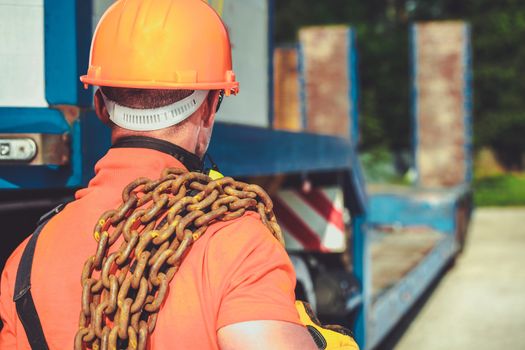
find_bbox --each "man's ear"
[94,89,111,124]
[202,90,221,127]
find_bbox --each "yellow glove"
[296,301,359,350]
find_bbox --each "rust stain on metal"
[53,105,81,125]
[299,26,351,139]
[415,21,468,187]
[273,47,302,131]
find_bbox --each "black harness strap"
[111,136,204,172]
[13,203,67,350]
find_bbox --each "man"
[0,0,318,349]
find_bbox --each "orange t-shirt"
[0,148,300,349]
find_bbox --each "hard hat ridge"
[81,0,239,95]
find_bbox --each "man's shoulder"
[206,211,279,249]
[194,211,288,275]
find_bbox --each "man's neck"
[111,136,203,172]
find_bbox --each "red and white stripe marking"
[273,187,347,252]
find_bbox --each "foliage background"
[274,0,525,170]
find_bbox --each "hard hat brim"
[80,76,239,96]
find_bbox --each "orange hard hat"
[80,0,239,95]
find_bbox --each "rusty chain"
[75,168,284,350]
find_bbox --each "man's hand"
[218,320,318,350]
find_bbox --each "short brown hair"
[100,87,194,109]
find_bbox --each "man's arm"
[218,320,317,350]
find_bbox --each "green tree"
[275,0,525,168]
[411,0,525,168]
[275,0,411,151]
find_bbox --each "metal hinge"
[0,133,70,165]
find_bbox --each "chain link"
[75,168,283,350]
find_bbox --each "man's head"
[94,87,222,158]
[81,0,238,157]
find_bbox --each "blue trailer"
[0,1,472,349]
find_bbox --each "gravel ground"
[395,207,525,350]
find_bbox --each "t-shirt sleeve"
[210,214,301,330]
